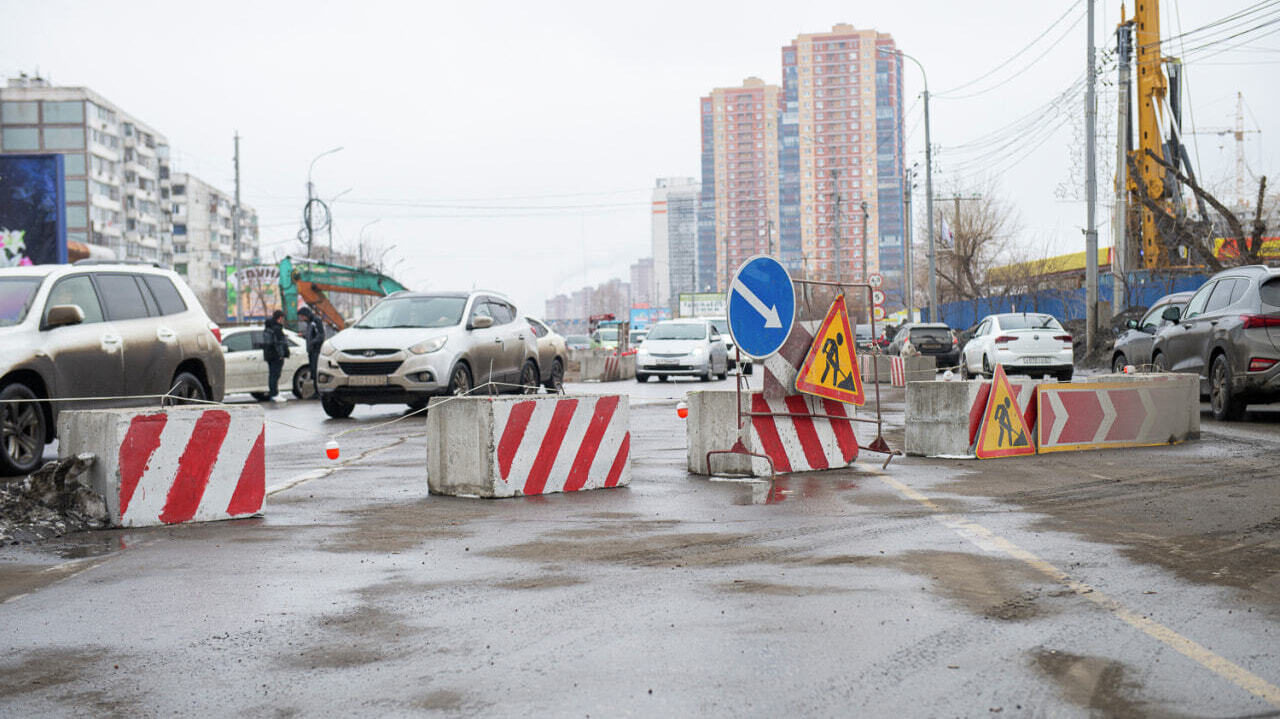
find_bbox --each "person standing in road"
[263,309,290,402]
[298,306,325,398]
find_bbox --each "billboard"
[0,154,67,266]
[677,292,726,318]
[629,307,671,329]
[226,264,282,322]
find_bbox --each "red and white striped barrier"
[427,395,630,497]
[762,320,819,399]
[58,406,266,527]
[1036,374,1199,453]
[747,393,859,473]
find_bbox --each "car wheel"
[982,355,993,379]
[1112,353,1128,374]
[292,366,315,399]
[544,358,565,392]
[320,393,354,419]
[959,359,971,380]
[636,373,649,383]
[447,364,473,396]
[700,368,713,382]
[164,371,207,406]
[1210,354,1246,421]
[0,383,47,476]
[1152,352,1168,372]
[519,360,540,394]
[657,375,669,382]
[1057,368,1073,382]
[250,392,270,402]
[407,399,429,414]
[717,370,728,380]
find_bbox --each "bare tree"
[932,190,1021,303]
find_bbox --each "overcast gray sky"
[4,0,1275,316]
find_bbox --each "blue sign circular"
[726,255,796,359]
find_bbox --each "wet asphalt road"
[1,375,1278,717]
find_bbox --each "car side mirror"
[45,304,85,329]
[1125,319,1139,330]
[470,315,494,330]
[1161,306,1181,323]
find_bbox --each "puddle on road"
[1031,648,1167,718]
[869,550,1064,622]
[723,476,861,505]
[0,645,142,714]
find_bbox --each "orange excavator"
[278,256,407,330]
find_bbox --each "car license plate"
[1022,356,1051,365]
[658,358,678,366]
[921,343,941,350]
[349,375,388,386]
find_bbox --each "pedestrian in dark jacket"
[298,306,325,397]
[263,310,290,401]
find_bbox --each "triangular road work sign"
[795,295,865,405]
[973,364,1035,459]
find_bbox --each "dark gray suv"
[1151,265,1280,420]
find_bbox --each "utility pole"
[1113,18,1133,316]
[903,166,914,318]
[232,131,241,322]
[830,169,842,283]
[1085,0,1099,354]
[923,88,936,322]
[859,201,870,282]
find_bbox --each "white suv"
[316,291,539,417]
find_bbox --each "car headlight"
[637,347,650,358]
[409,336,448,354]
[690,346,707,359]
[320,341,336,356]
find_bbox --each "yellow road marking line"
[878,473,1280,708]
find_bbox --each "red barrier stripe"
[1105,389,1143,442]
[118,413,167,518]
[968,382,992,445]
[565,396,620,492]
[604,431,630,488]
[751,394,792,473]
[1057,391,1103,444]
[497,400,537,480]
[783,395,828,470]
[226,426,266,516]
[159,410,231,524]
[822,399,859,463]
[523,399,578,495]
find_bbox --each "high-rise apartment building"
[650,176,699,307]
[629,256,654,307]
[697,78,781,292]
[169,172,258,313]
[778,25,904,300]
[1,75,171,263]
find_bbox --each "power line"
[1139,0,1280,50]
[936,2,1086,100]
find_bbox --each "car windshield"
[0,277,44,327]
[596,328,618,341]
[354,296,466,329]
[997,314,1062,331]
[648,323,706,340]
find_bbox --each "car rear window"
[910,327,950,344]
[1260,278,1280,308]
[143,275,187,315]
[997,314,1062,330]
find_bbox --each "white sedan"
[220,327,313,400]
[960,312,1074,381]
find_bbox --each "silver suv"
[316,290,539,418]
[0,263,225,475]
[1151,265,1280,420]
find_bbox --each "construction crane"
[278,256,407,330]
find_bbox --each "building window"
[173,224,187,236]
[42,101,84,124]
[43,127,85,150]
[1,127,38,151]
[174,263,187,275]
[65,179,87,203]
[171,184,185,196]
[63,153,87,175]
[65,205,88,229]
[1,101,38,124]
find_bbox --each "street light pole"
[326,187,353,262]
[306,146,343,258]
[882,48,935,321]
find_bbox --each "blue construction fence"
[922,270,1210,330]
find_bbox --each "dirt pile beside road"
[1065,306,1148,369]
[0,454,108,544]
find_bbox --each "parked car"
[1150,265,1280,420]
[0,263,225,475]
[960,312,1074,381]
[220,327,311,399]
[887,322,960,367]
[565,334,591,351]
[315,291,538,418]
[525,316,567,391]
[635,319,728,382]
[629,328,648,346]
[1110,291,1193,373]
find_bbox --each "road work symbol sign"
[974,364,1035,459]
[795,295,865,405]
[727,255,796,359]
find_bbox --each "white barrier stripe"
[1094,391,1117,445]
[122,414,191,526]
[503,399,558,489]
[593,401,629,483]
[195,417,261,518]
[544,398,596,494]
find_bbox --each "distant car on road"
[1110,291,1192,373]
[1151,265,1280,420]
[220,327,311,400]
[629,328,648,346]
[525,317,567,391]
[887,322,960,367]
[960,312,1074,381]
[565,334,591,351]
[635,319,728,382]
[591,325,621,350]
[0,263,225,475]
[316,290,539,418]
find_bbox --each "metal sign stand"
[706,279,900,477]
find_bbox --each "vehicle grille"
[341,349,399,357]
[649,352,687,358]
[339,361,403,375]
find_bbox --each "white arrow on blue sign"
[726,255,796,359]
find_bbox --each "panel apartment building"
[650,176,699,307]
[169,172,260,314]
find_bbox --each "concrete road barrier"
[905,378,1043,457]
[1037,373,1199,452]
[859,355,937,386]
[687,389,858,477]
[427,394,630,497]
[579,351,637,382]
[58,406,266,527]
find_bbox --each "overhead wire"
[936,5,1087,100]
[936,0,1084,98]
